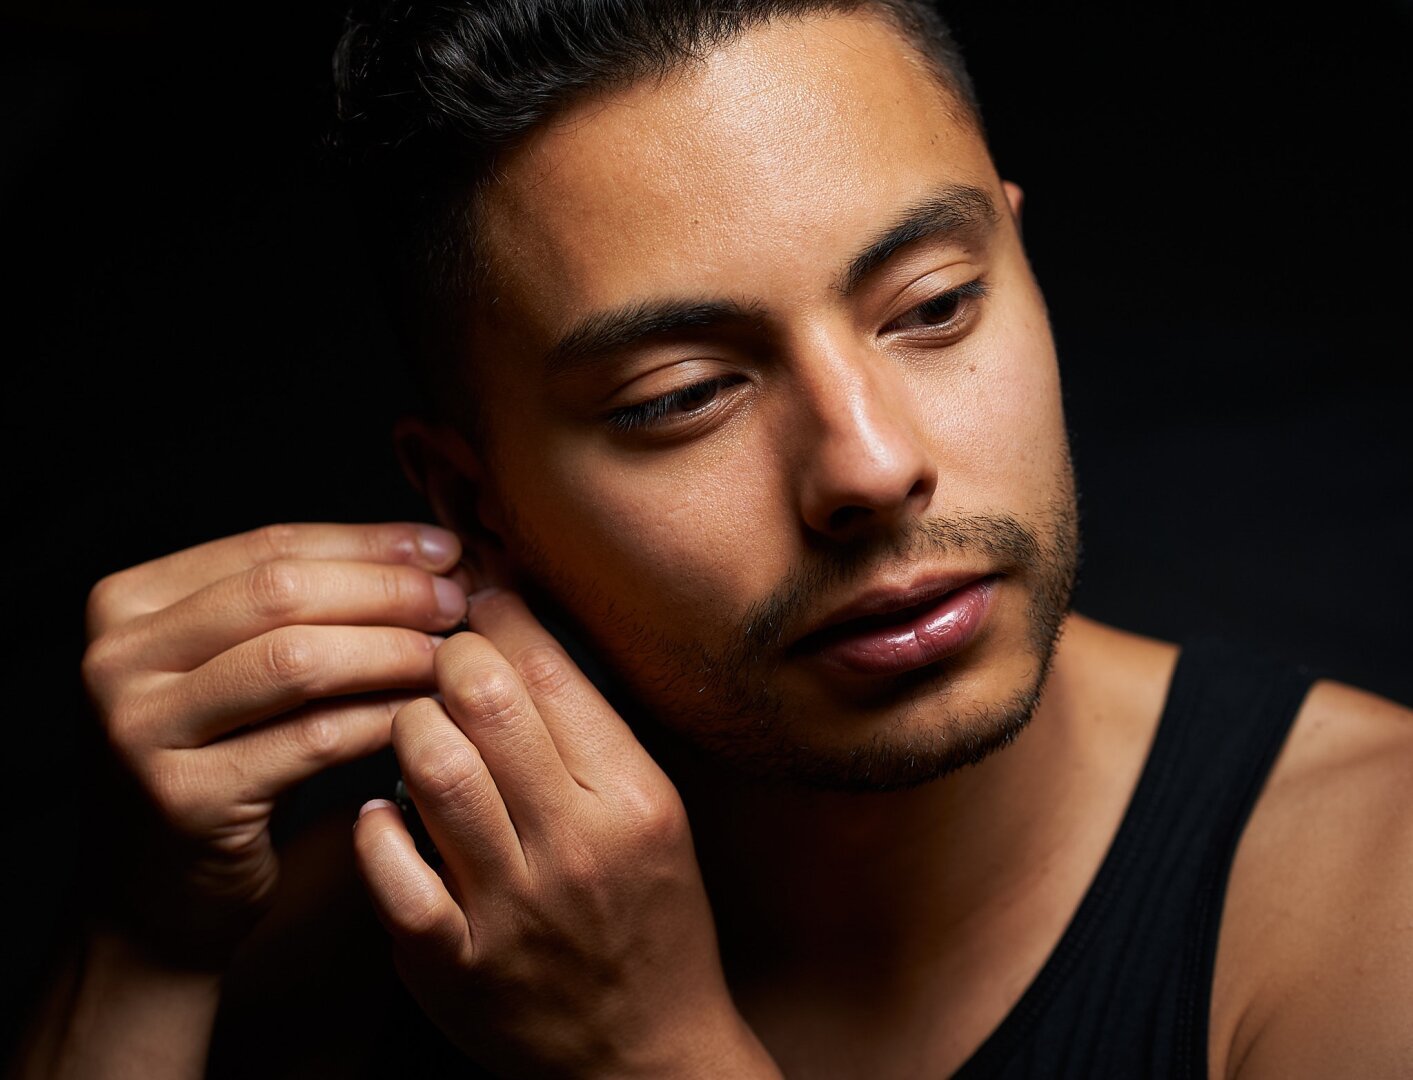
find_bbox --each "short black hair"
[330,0,982,431]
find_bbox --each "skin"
[21,9,1411,1080]
[436,17,1076,786]
[389,11,1413,1076]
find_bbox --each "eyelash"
[606,375,742,433]
[885,278,989,333]
[606,279,988,434]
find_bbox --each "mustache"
[738,512,1047,656]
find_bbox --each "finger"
[392,695,531,904]
[448,560,477,596]
[465,588,648,786]
[392,696,526,888]
[108,559,468,673]
[86,522,461,637]
[143,625,441,747]
[433,632,579,833]
[353,800,475,968]
[207,692,415,802]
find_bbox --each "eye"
[606,374,743,434]
[886,278,989,335]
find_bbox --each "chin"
[799,693,1041,792]
[680,639,1058,793]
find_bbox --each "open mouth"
[793,574,1000,676]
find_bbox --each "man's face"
[455,10,1079,789]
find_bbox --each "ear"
[1002,180,1025,223]
[392,414,513,589]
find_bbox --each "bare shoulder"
[1212,678,1413,1079]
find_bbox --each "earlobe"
[391,414,511,587]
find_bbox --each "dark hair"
[330,0,982,430]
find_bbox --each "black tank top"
[951,637,1319,1079]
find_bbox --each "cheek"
[499,431,790,641]
[913,290,1065,510]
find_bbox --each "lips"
[792,573,1000,677]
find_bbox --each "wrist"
[47,928,224,1080]
[84,923,227,988]
[674,1016,781,1080]
[605,1009,781,1080]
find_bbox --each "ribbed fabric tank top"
[950,637,1318,1079]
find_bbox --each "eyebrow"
[541,182,999,377]
[543,297,767,377]
[834,183,999,295]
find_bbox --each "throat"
[677,617,1168,1076]
[695,755,1072,984]
[699,771,1083,1080]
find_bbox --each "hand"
[353,589,779,1079]
[81,522,471,964]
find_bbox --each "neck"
[671,615,1170,1035]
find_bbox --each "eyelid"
[606,372,746,435]
[603,353,734,402]
[884,277,989,334]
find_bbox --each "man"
[21,1,1411,1076]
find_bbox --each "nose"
[792,348,938,542]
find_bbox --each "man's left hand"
[353,588,779,1078]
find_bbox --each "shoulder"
[1212,677,1413,1078]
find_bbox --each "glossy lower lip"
[796,575,999,676]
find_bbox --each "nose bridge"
[789,328,937,537]
[805,344,901,456]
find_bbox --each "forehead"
[473,10,996,350]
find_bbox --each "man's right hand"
[80,522,471,964]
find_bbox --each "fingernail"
[417,526,459,566]
[466,585,503,612]
[434,576,468,620]
[427,634,447,646]
[358,798,394,820]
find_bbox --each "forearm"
[14,929,222,1080]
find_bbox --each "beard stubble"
[503,461,1081,793]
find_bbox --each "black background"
[3,0,1409,1060]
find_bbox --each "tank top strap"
[952,636,1319,1079]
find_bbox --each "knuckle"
[403,739,485,805]
[84,572,127,635]
[148,783,192,830]
[79,635,123,697]
[377,565,424,613]
[262,629,319,692]
[396,893,461,946]
[291,710,344,765]
[513,642,572,700]
[99,698,145,758]
[617,782,688,847]
[141,755,203,831]
[246,559,307,618]
[248,522,301,563]
[454,665,525,731]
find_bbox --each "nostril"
[827,504,872,532]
